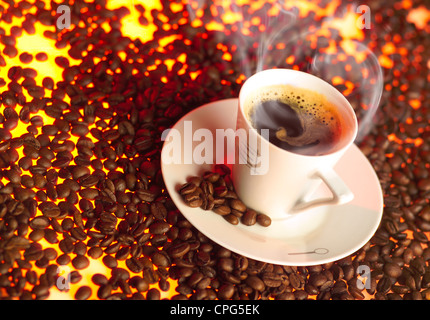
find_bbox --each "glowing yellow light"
[406,6,430,29]
[410,99,421,110]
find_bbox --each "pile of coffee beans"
[178,165,272,227]
[0,0,429,300]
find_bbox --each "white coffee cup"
[232,69,358,220]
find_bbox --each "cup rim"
[238,68,358,158]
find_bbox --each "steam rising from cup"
[185,0,383,143]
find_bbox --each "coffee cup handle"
[291,167,354,212]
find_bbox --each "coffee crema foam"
[245,84,344,156]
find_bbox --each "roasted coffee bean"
[150,202,167,220]
[234,256,248,271]
[56,253,71,266]
[115,246,130,260]
[146,288,160,300]
[28,229,44,242]
[72,255,90,270]
[150,234,168,247]
[179,182,196,195]
[39,201,61,218]
[136,189,156,202]
[32,284,49,299]
[143,267,159,284]
[29,216,50,229]
[104,241,121,254]
[309,273,327,287]
[77,174,99,188]
[217,283,235,300]
[159,278,171,292]
[214,186,228,197]
[187,197,203,208]
[97,284,113,299]
[289,273,302,290]
[167,242,190,259]
[214,205,231,216]
[217,258,234,273]
[384,262,402,278]
[125,257,144,273]
[229,199,246,212]
[376,276,392,294]
[188,176,202,186]
[410,257,426,275]
[241,209,257,226]
[24,244,43,261]
[74,241,87,256]
[183,189,202,202]
[90,274,108,287]
[203,172,220,183]
[194,250,211,266]
[75,286,92,300]
[58,238,74,254]
[223,214,239,225]
[79,188,99,200]
[151,252,170,267]
[256,213,272,227]
[129,276,149,292]
[134,136,153,152]
[230,208,243,218]
[70,227,87,241]
[149,221,170,235]
[262,272,282,287]
[88,247,103,259]
[102,255,118,269]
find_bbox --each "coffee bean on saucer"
[229,199,247,212]
[203,171,220,183]
[179,182,197,196]
[231,209,244,218]
[213,197,226,206]
[223,214,239,225]
[257,213,272,227]
[183,190,201,203]
[188,198,203,208]
[201,180,214,196]
[188,176,202,186]
[214,205,231,216]
[178,170,272,228]
[241,209,257,226]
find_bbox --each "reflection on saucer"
[288,248,329,255]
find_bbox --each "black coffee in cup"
[245,84,346,156]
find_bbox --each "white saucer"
[160,98,383,266]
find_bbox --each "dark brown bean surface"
[75,286,92,300]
